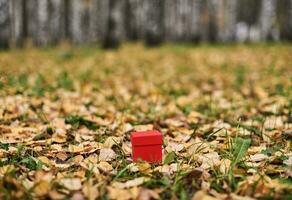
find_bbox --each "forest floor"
[0,43,291,199]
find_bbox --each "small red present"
[131,130,163,163]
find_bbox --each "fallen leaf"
[192,190,217,200]
[59,178,82,191]
[107,186,139,200]
[166,142,184,153]
[97,161,113,172]
[103,137,121,148]
[82,180,99,200]
[249,154,268,162]
[34,180,50,197]
[137,188,160,200]
[99,148,116,161]
[198,152,220,169]
[68,144,84,153]
[133,124,153,132]
[112,177,149,189]
[219,159,231,174]
[52,131,67,143]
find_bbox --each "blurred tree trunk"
[9,0,25,47]
[48,0,66,44]
[36,0,49,45]
[236,0,262,42]
[125,0,146,40]
[95,0,110,42]
[69,0,91,44]
[25,0,37,43]
[25,0,65,46]
[0,0,10,48]
[260,0,278,41]
[103,0,126,48]
[164,0,200,42]
[216,0,237,42]
[276,0,292,40]
[144,0,163,45]
[198,0,218,42]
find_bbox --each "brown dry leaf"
[154,163,178,175]
[122,142,132,155]
[165,118,184,127]
[22,178,34,190]
[97,161,113,172]
[99,148,116,161]
[128,163,139,172]
[35,171,54,182]
[187,137,210,155]
[249,154,268,162]
[219,159,231,174]
[71,192,85,200]
[137,188,160,200]
[107,186,139,200]
[38,156,53,167]
[68,144,84,153]
[133,124,153,132]
[192,191,217,200]
[49,190,66,200]
[198,152,220,169]
[136,162,152,174]
[165,142,184,153]
[70,155,84,164]
[0,165,15,175]
[112,177,149,189]
[52,131,67,143]
[103,136,121,148]
[82,180,99,200]
[51,144,63,151]
[59,178,82,191]
[56,152,68,161]
[264,116,284,129]
[34,180,50,197]
[51,118,67,129]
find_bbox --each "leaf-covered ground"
[0,43,292,200]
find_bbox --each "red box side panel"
[132,145,162,163]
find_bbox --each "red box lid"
[131,130,163,146]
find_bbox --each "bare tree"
[103,0,126,48]
[164,0,200,42]
[0,0,10,48]
[9,0,24,46]
[217,0,237,42]
[144,0,163,45]
[260,0,277,41]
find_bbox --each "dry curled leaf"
[97,161,113,172]
[59,178,82,191]
[34,180,50,197]
[99,148,116,161]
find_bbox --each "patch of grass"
[235,65,246,89]
[65,115,99,130]
[226,136,251,191]
[57,71,74,90]
[0,143,9,151]
[32,74,47,96]
[164,151,176,165]
[20,156,43,170]
[58,50,75,61]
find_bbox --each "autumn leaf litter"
[0,44,291,199]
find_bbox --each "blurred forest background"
[0,0,292,48]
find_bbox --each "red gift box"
[131,130,163,163]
